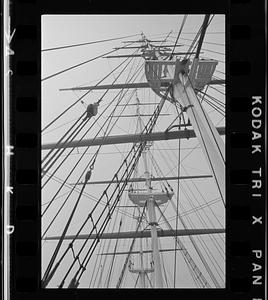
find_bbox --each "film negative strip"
[2,0,266,299]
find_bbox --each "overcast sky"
[41,14,225,289]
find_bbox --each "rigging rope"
[41,42,135,81]
[42,48,136,133]
[202,98,225,116]
[97,208,121,288]
[69,87,172,287]
[42,113,86,163]
[42,64,145,287]
[42,65,144,233]
[42,116,81,136]
[180,41,226,56]
[42,33,139,52]
[42,54,138,189]
[155,202,211,288]
[116,204,147,288]
[158,197,221,225]
[90,204,122,288]
[42,117,88,177]
[42,168,92,287]
[42,64,143,233]
[89,239,104,287]
[43,171,134,220]
[171,36,224,47]
[41,86,139,264]
[180,169,225,247]
[184,15,215,60]
[201,90,225,106]
[197,90,225,115]
[151,115,224,233]
[49,85,171,288]
[195,15,211,59]
[170,15,188,59]
[105,218,123,287]
[209,85,225,96]
[177,200,225,286]
[179,183,225,260]
[159,240,170,287]
[148,142,224,286]
[43,24,226,287]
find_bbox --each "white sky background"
[41,15,225,288]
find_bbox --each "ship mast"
[128,94,154,288]
[41,16,226,288]
[129,93,164,288]
[136,95,150,288]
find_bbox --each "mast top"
[128,190,174,207]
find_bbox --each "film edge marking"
[251,95,264,298]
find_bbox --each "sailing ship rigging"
[41,14,225,288]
